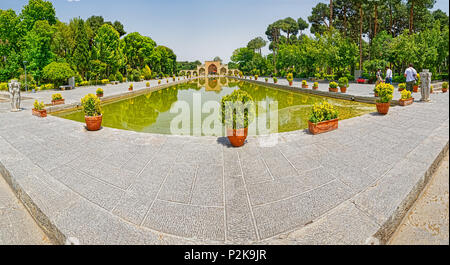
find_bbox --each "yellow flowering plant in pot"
[399,89,413,106]
[328,81,338,92]
[81,94,103,131]
[301,80,308,88]
[308,101,338,135]
[51,93,64,105]
[287,73,294,86]
[96,88,104,97]
[32,100,47,117]
[375,82,394,114]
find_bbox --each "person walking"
[404,64,417,92]
[376,69,383,86]
[385,66,393,84]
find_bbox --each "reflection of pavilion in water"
[181,61,239,77]
[195,77,230,91]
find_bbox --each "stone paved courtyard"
[0,78,448,244]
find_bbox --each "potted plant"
[273,77,278,84]
[173,76,176,81]
[166,79,169,83]
[146,82,150,87]
[375,82,394,115]
[129,84,133,91]
[254,75,258,80]
[313,82,319,90]
[158,80,161,85]
[398,83,406,91]
[265,77,268,83]
[442,82,448,93]
[399,89,414,106]
[413,74,420,92]
[81,94,103,131]
[96,88,104,97]
[329,81,338,92]
[357,78,366,84]
[287,73,294,86]
[32,100,47,118]
[430,85,434,93]
[51,93,65,105]
[308,101,338,135]
[301,80,308,88]
[220,90,255,147]
[338,77,348,93]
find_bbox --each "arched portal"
[220,67,227,75]
[199,68,205,76]
[208,64,217,75]
[234,70,239,76]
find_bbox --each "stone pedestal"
[420,69,432,102]
[68,77,75,89]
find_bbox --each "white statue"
[420,69,432,102]
[8,79,21,111]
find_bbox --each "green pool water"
[54,78,375,136]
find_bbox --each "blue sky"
[2,0,449,63]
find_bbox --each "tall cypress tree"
[72,18,90,79]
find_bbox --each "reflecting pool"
[54,78,376,136]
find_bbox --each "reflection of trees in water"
[219,77,227,85]
[101,87,179,131]
[198,78,206,86]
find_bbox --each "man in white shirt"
[404,64,417,92]
[385,66,393,84]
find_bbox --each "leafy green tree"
[213,56,222,62]
[19,0,56,32]
[42,61,75,86]
[280,17,299,42]
[112,21,126,37]
[247,37,266,55]
[72,18,90,79]
[92,24,121,77]
[297,18,309,36]
[123,32,156,69]
[0,9,21,81]
[23,20,54,82]
[308,2,331,35]
[51,20,74,61]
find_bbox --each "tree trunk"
[330,0,333,29]
[359,4,363,71]
[374,4,378,37]
[389,2,394,37]
[343,5,347,37]
[409,0,414,34]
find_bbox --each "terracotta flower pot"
[51,99,65,105]
[128,87,133,91]
[413,85,419,93]
[376,102,390,115]
[308,119,338,135]
[227,128,248,147]
[399,97,414,106]
[289,81,293,86]
[442,88,448,93]
[302,85,308,88]
[32,109,47,118]
[340,86,347,93]
[85,115,103,131]
[313,86,318,90]
[274,80,278,84]
[329,87,338,93]
[255,77,258,80]
[398,87,404,92]
[96,93,103,98]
